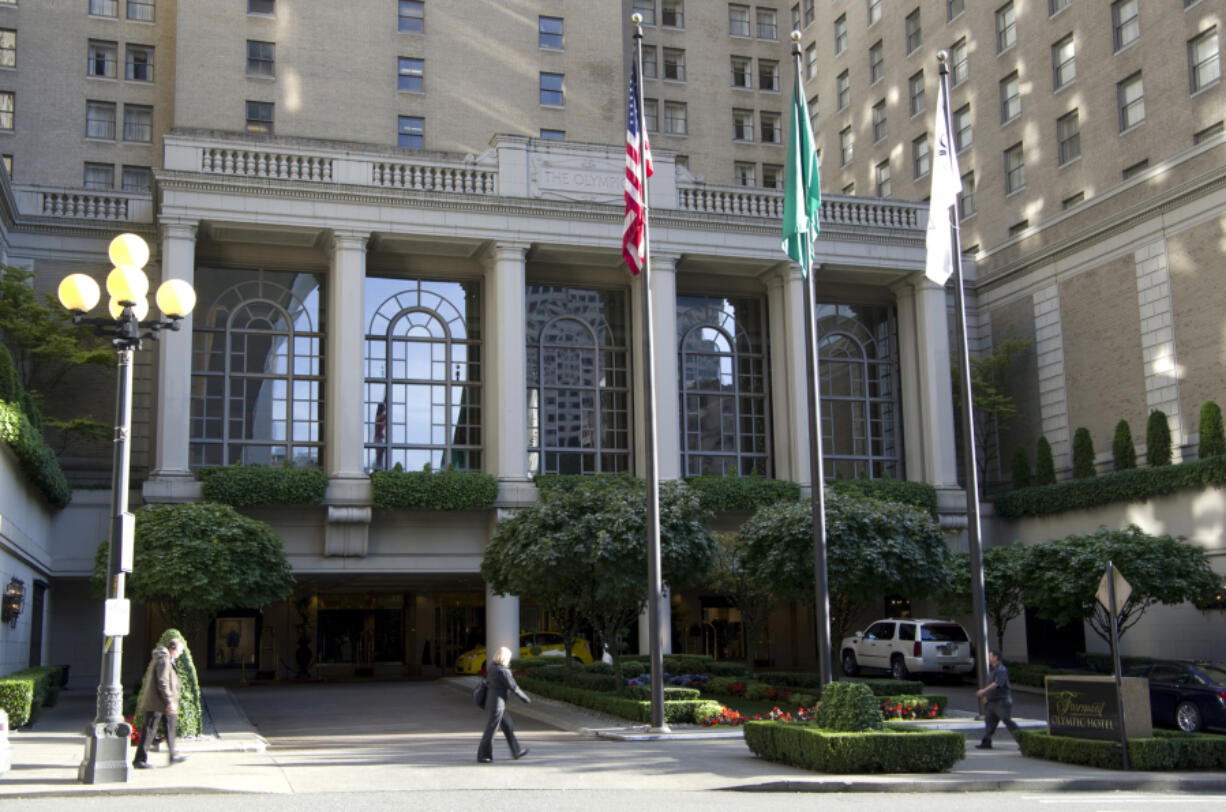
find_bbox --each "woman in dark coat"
[477,645,531,762]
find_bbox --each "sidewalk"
[1,680,1224,798]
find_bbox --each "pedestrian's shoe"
[975,741,992,750]
[133,760,152,769]
[477,756,492,763]
[169,754,187,765]
[513,748,529,760]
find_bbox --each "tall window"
[959,171,975,218]
[912,135,930,179]
[643,98,658,131]
[126,44,154,81]
[1004,142,1025,193]
[246,101,273,133]
[526,286,629,476]
[867,0,882,27]
[954,103,972,151]
[86,101,116,139]
[540,72,564,105]
[363,278,482,472]
[398,115,424,148]
[664,101,687,134]
[869,40,884,83]
[122,165,151,192]
[840,126,853,165]
[246,40,275,77]
[663,0,684,29]
[758,59,780,92]
[836,70,850,109]
[875,160,891,196]
[762,163,783,189]
[398,57,423,92]
[0,29,14,69]
[733,108,754,141]
[1112,0,1138,52]
[398,0,424,33]
[756,8,776,40]
[90,0,118,17]
[950,38,968,85]
[1052,35,1075,90]
[905,9,922,55]
[872,99,887,142]
[996,2,1016,53]
[84,162,114,190]
[663,48,685,81]
[1000,72,1020,123]
[190,269,325,468]
[834,14,848,54]
[818,304,900,479]
[804,0,815,28]
[760,111,781,143]
[734,162,756,186]
[123,104,152,142]
[248,0,274,14]
[1118,72,1145,130]
[909,70,925,116]
[732,56,752,88]
[677,295,770,477]
[634,0,656,26]
[127,0,154,21]
[1050,0,1070,14]
[0,91,12,131]
[88,40,118,78]
[642,45,658,79]
[948,0,964,21]
[729,4,750,37]
[1057,109,1080,165]
[539,16,563,49]
[1189,28,1220,93]
[805,43,817,79]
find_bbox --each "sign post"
[1097,561,1132,770]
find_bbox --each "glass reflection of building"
[189,269,324,467]
[363,278,482,472]
[526,285,629,475]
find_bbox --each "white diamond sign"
[1096,567,1132,610]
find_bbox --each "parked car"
[454,632,595,675]
[841,618,975,680]
[1124,660,1226,733]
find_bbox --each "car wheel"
[842,650,859,676]
[891,655,909,681]
[1176,700,1203,733]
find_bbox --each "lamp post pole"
[58,233,196,784]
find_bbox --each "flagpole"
[632,13,668,732]
[791,32,834,688]
[938,51,990,693]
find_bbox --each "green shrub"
[744,721,964,773]
[829,478,938,518]
[1113,420,1137,471]
[847,677,924,697]
[815,680,882,731]
[534,474,640,496]
[1147,410,1172,467]
[517,674,722,724]
[372,467,499,510]
[1199,402,1225,460]
[198,464,329,506]
[752,671,826,692]
[0,344,19,403]
[684,475,800,512]
[134,628,202,739]
[1005,662,1086,688]
[0,666,63,727]
[1072,427,1096,479]
[626,685,701,701]
[1016,729,1226,771]
[993,454,1226,519]
[1010,446,1031,490]
[0,400,72,508]
[1035,436,1056,485]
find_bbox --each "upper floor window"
[1050,0,1070,15]
[836,69,850,109]
[756,8,776,40]
[1189,27,1220,94]
[869,40,883,83]
[1057,109,1081,165]
[540,72,564,106]
[759,59,780,92]
[912,135,930,179]
[730,4,750,37]
[867,0,882,27]
[126,44,154,81]
[762,163,783,189]
[677,295,771,477]
[642,45,658,79]
[526,286,630,476]
[663,48,686,81]
[190,269,324,468]
[953,103,972,151]
[950,37,968,86]
[247,40,275,77]
[872,99,887,142]
[539,16,563,49]
[643,98,658,131]
[398,115,423,148]
[1000,71,1020,123]
[905,9,922,55]
[398,57,423,92]
[732,56,752,88]
[735,161,756,186]
[839,126,853,164]
[84,162,114,190]
[127,0,154,21]
[834,14,848,54]
[947,0,964,21]
[363,277,483,473]
[804,0,814,28]
[245,100,273,134]
[908,70,925,116]
[634,0,656,26]
[875,160,891,197]
[540,129,565,140]
[122,165,151,192]
[88,40,118,78]
[760,110,781,144]
[1117,71,1145,131]
[664,101,687,134]
[1112,0,1138,52]
[663,0,685,29]
[398,0,423,34]
[90,0,118,17]
[86,100,116,139]
[1004,141,1025,193]
[0,91,11,131]
[996,2,1016,53]
[959,171,976,218]
[0,29,12,70]
[733,108,754,141]
[248,0,274,14]
[122,103,152,142]
[805,43,817,79]
[1052,35,1075,90]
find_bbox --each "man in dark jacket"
[133,636,186,769]
[975,649,1020,749]
[477,645,531,763]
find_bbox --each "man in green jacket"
[132,636,186,769]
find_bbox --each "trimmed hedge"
[627,685,701,701]
[620,653,751,677]
[372,467,499,510]
[815,681,882,731]
[745,721,965,773]
[134,628,203,739]
[993,454,1226,519]
[683,475,801,512]
[534,474,640,496]
[0,400,71,508]
[516,673,723,724]
[829,478,938,517]
[198,464,329,506]
[0,665,63,728]
[1005,662,1085,688]
[1016,729,1226,771]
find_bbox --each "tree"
[1035,436,1056,485]
[1146,410,1172,467]
[956,338,1032,485]
[946,545,1030,652]
[482,477,716,689]
[1198,401,1225,459]
[1112,419,1136,471]
[738,490,952,660]
[1019,525,1219,646]
[1010,445,1031,490]
[1071,427,1096,479]
[707,532,775,670]
[92,503,295,642]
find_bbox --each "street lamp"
[59,233,196,784]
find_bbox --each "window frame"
[1004,141,1025,194]
[959,171,975,219]
[245,100,274,134]
[1117,71,1145,132]
[729,4,751,38]
[867,0,882,27]
[539,16,564,50]
[246,40,275,78]
[756,8,776,40]
[121,164,152,192]
[869,40,884,84]
[664,100,687,135]
[1000,71,1021,123]
[872,99,887,142]
[839,126,854,166]
[1112,0,1139,53]
[662,47,686,82]
[539,72,564,107]
[758,59,780,92]
[122,103,152,143]
[0,90,11,131]
[0,28,14,69]
[663,0,685,29]
[398,0,424,34]
[759,110,782,144]
[732,56,753,89]
[953,104,972,152]
[905,9,922,55]
[995,2,1016,54]
[89,0,118,18]
[1052,35,1075,91]
[908,70,925,117]
[732,108,755,141]
[126,0,155,21]
[398,57,424,92]
[125,44,154,81]
[397,114,424,149]
[1189,27,1220,94]
[86,100,117,140]
[83,161,114,191]
[836,70,850,110]
[912,134,930,179]
[88,40,118,79]
[834,14,848,55]
[1057,109,1081,165]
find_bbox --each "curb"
[726,776,1226,793]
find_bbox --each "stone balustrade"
[675,181,925,231]
[13,186,154,223]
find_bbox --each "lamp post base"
[78,722,132,784]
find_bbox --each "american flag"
[623,60,653,275]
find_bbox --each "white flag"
[925,76,962,286]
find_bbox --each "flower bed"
[745,721,965,773]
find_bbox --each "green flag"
[782,76,821,279]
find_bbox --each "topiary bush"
[1113,419,1136,471]
[372,466,499,510]
[1035,436,1056,485]
[684,474,801,512]
[1072,427,1096,479]
[134,628,203,740]
[198,464,329,506]
[814,680,882,731]
[828,478,938,518]
[1010,445,1031,490]
[0,666,61,728]
[1147,410,1172,467]
[1016,729,1226,771]
[1199,401,1225,460]
[744,721,965,773]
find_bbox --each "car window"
[519,634,534,647]
[1123,663,1151,677]
[898,623,916,641]
[537,633,564,646]
[1150,665,1189,684]
[866,622,895,641]
[920,623,968,642]
[1195,664,1226,684]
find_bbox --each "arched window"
[676,295,770,476]
[817,303,900,479]
[526,286,629,475]
[190,269,324,467]
[363,278,482,472]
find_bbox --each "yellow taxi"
[454,632,595,674]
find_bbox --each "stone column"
[145,221,197,501]
[649,253,680,480]
[893,280,925,480]
[485,580,520,668]
[782,267,812,485]
[482,242,530,484]
[911,275,960,488]
[765,267,801,481]
[325,230,369,487]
